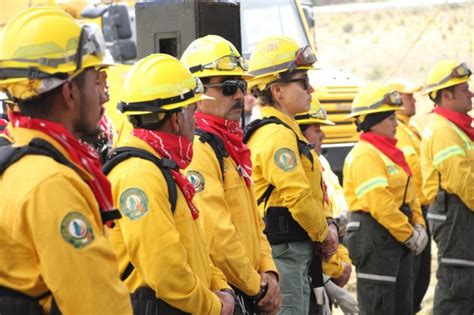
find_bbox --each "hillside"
[313,2,473,123]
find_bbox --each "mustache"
[232,101,244,110]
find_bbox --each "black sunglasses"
[205,80,247,96]
[282,76,310,90]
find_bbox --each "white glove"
[313,286,331,315]
[414,224,428,256]
[323,275,359,314]
[405,228,420,252]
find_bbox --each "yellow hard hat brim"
[345,105,403,120]
[297,117,335,125]
[124,93,214,116]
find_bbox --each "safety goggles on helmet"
[286,46,317,74]
[426,63,472,91]
[74,23,106,71]
[295,106,328,121]
[189,55,248,74]
[352,91,402,114]
[205,79,247,96]
[118,77,204,113]
[0,23,106,81]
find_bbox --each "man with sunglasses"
[0,7,132,314]
[181,35,282,314]
[421,60,474,315]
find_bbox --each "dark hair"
[432,85,456,104]
[17,71,87,118]
[299,124,310,133]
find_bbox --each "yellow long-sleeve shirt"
[343,140,425,242]
[420,113,473,210]
[396,114,430,206]
[185,135,277,296]
[0,128,132,314]
[107,135,229,314]
[246,106,328,242]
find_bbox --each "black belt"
[264,207,310,244]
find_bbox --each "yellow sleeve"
[24,174,132,315]
[186,143,262,296]
[428,128,474,210]
[322,245,351,278]
[348,152,413,242]
[114,165,222,314]
[256,127,328,242]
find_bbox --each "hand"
[404,229,420,253]
[324,276,359,314]
[321,224,339,261]
[414,224,429,255]
[332,262,352,288]
[257,272,281,315]
[214,290,235,315]
[313,286,331,315]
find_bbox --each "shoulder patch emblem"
[60,212,94,249]
[119,188,149,220]
[186,170,205,192]
[274,148,297,171]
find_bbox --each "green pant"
[271,241,313,315]
[428,194,474,315]
[344,212,413,315]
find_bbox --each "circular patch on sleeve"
[119,188,149,220]
[186,170,205,192]
[274,148,297,171]
[60,212,95,249]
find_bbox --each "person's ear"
[270,84,283,101]
[169,111,182,134]
[60,81,80,112]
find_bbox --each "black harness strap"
[102,146,179,281]
[195,128,229,181]
[243,116,315,207]
[0,138,122,227]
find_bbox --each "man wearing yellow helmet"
[296,99,358,315]
[0,7,132,314]
[343,86,427,314]
[385,79,432,313]
[104,53,235,315]
[181,35,281,314]
[420,60,474,314]
[244,35,339,314]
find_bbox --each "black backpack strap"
[103,146,178,213]
[243,117,315,207]
[0,135,11,147]
[195,128,228,181]
[0,138,78,176]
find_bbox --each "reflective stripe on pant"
[271,241,313,315]
[412,205,431,313]
[343,212,413,315]
[428,194,474,314]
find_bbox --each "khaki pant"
[272,241,313,315]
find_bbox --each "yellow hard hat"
[0,7,109,100]
[348,85,403,119]
[423,60,471,99]
[247,36,317,91]
[295,96,334,125]
[384,79,422,94]
[118,53,212,116]
[180,35,251,79]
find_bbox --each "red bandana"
[433,106,474,141]
[194,112,253,186]
[132,128,199,220]
[360,131,412,176]
[9,112,116,227]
